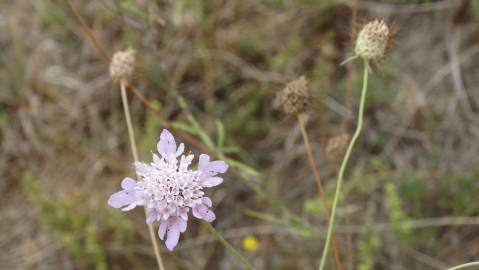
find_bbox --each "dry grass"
[1,0,479,269]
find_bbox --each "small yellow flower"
[242,235,259,252]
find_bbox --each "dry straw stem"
[64,0,110,62]
[297,114,343,270]
[120,80,166,270]
[279,76,343,269]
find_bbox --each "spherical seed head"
[354,20,389,61]
[109,48,136,82]
[279,76,311,116]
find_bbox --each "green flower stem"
[206,223,256,270]
[447,262,479,270]
[319,60,369,270]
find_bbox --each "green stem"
[206,223,257,270]
[318,60,369,270]
[447,262,479,270]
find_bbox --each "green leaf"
[216,120,225,148]
[171,121,198,135]
[121,0,148,20]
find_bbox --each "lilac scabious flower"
[108,129,228,251]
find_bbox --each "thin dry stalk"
[120,80,166,270]
[65,0,211,155]
[65,0,111,62]
[297,114,343,270]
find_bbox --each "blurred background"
[1,0,479,269]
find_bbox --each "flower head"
[108,129,228,251]
[354,20,389,61]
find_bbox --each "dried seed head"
[354,20,389,61]
[278,76,311,116]
[109,48,136,82]
[326,134,349,161]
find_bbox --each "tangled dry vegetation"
[1,0,479,269]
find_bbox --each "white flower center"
[136,153,204,219]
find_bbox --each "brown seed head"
[109,48,136,82]
[278,76,311,116]
[354,20,389,61]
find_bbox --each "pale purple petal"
[134,161,150,175]
[204,211,216,222]
[205,160,228,174]
[175,143,185,157]
[199,154,228,176]
[165,222,181,251]
[177,218,187,233]
[202,197,212,207]
[201,176,223,187]
[202,207,216,222]
[146,210,157,224]
[192,207,201,219]
[198,154,210,171]
[152,154,161,165]
[121,202,138,211]
[158,221,167,240]
[158,129,177,156]
[178,208,189,221]
[121,177,137,190]
[108,191,129,208]
[193,204,216,222]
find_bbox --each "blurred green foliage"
[23,171,133,270]
[137,101,163,159]
[304,195,326,216]
[34,0,74,44]
[358,229,381,270]
[385,182,411,239]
